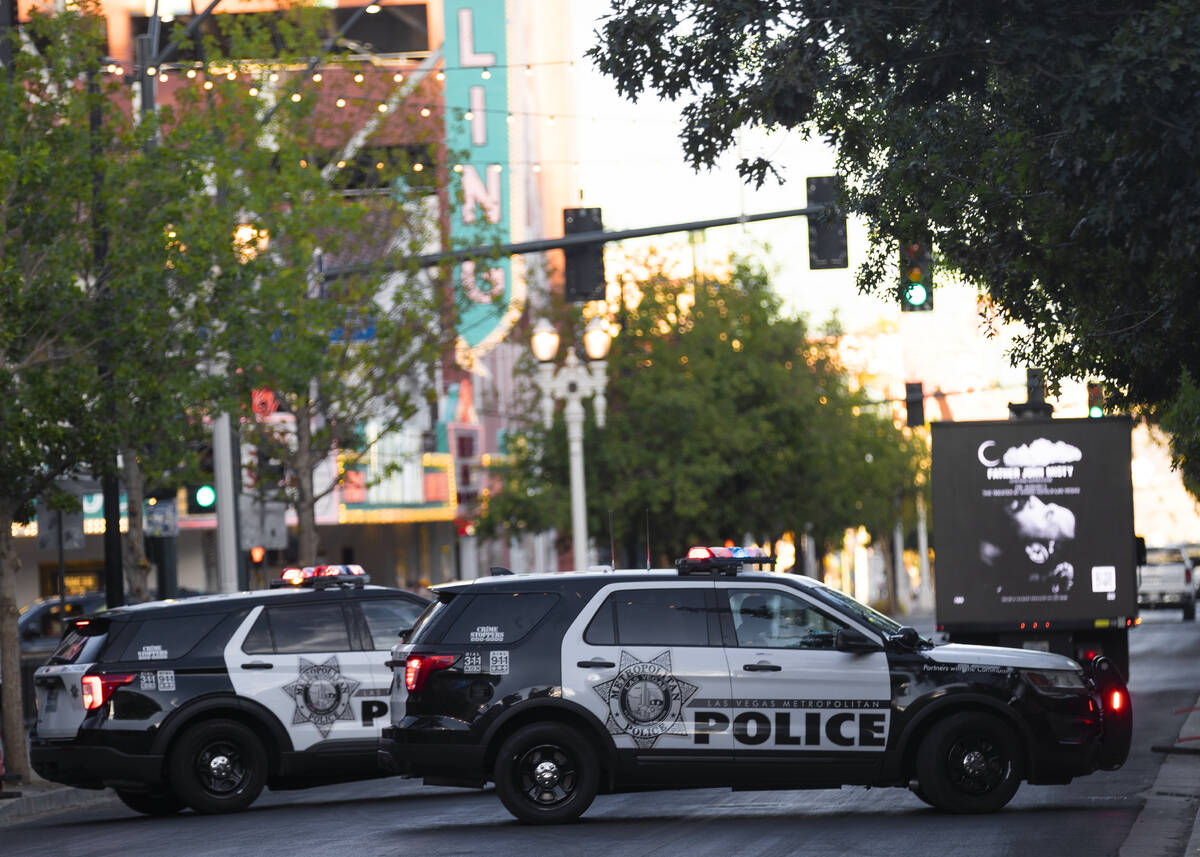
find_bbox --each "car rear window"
[242,603,354,654]
[406,595,455,645]
[439,593,558,646]
[48,628,107,665]
[584,588,713,646]
[116,614,224,663]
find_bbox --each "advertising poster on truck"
[931,418,1137,630]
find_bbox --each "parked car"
[30,566,428,815]
[1137,544,1196,621]
[18,592,111,657]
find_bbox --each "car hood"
[925,643,1080,671]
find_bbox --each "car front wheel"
[915,711,1023,813]
[168,718,268,814]
[493,723,599,824]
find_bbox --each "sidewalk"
[0,775,116,824]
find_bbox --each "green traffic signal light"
[1089,405,1104,418]
[195,485,216,508]
[904,282,929,308]
[899,239,933,311]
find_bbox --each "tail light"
[1108,689,1125,712]
[404,654,457,692]
[81,673,136,710]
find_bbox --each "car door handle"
[743,663,782,672]
[577,659,616,668]
[241,662,274,670]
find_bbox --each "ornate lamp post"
[531,317,612,571]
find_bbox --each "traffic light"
[905,382,925,428]
[185,444,215,515]
[899,239,933,311]
[250,545,266,565]
[806,176,848,269]
[1087,382,1105,417]
[563,208,605,303]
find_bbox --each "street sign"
[144,498,179,538]
[36,505,85,551]
[239,497,288,551]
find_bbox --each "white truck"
[1137,544,1196,621]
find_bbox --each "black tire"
[115,789,186,816]
[915,712,1023,813]
[909,783,937,808]
[168,719,268,814]
[493,723,599,824]
[1183,600,1195,622]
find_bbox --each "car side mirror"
[836,628,882,653]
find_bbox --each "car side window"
[725,589,848,649]
[585,588,712,647]
[360,598,426,650]
[242,603,353,654]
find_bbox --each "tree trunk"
[294,399,318,566]
[121,449,154,601]
[0,505,30,782]
[880,531,900,616]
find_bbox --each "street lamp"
[531,317,612,571]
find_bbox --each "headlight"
[1023,669,1087,690]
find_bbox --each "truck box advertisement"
[931,418,1137,630]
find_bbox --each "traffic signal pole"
[321,206,831,280]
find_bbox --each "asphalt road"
[5,611,1198,857]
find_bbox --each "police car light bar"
[676,545,773,575]
[270,564,369,589]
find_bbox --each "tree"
[479,258,924,573]
[590,1,1200,489]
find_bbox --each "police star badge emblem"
[593,650,699,749]
[283,656,360,737]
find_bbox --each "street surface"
[5,611,1198,857]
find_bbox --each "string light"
[420,107,431,117]
[506,113,513,124]
[291,92,302,102]
[354,73,364,83]
[393,72,404,83]
[464,110,474,120]
[532,163,541,173]
[312,72,322,82]
[203,80,213,90]
[269,72,279,82]
[453,164,463,173]
[376,161,384,169]
[226,71,237,81]
[186,69,197,79]
[336,97,347,108]
[248,87,259,96]
[525,65,533,76]
[337,160,346,169]
[377,103,388,112]
[480,68,491,80]
[435,71,445,81]
[413,162,424,172]
[159,72,168,82]
[300,159,308,168]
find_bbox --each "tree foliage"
[591,1,1200,488]
[479,259,925,567]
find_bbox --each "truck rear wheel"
[493,723,599,824]
[916,711,1022,813]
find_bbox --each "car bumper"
[379,723,487,785]
[30,737,164,791]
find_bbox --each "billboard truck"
[931,417,1138,678]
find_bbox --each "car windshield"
[805,583,905,637]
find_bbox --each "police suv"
[379,547,1131,824]
[31,566,427,815]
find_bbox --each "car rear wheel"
[115,789,186,816]
[916,711,1022,813]
[493,723,599,824]
[168,718,268,814]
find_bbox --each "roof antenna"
[608,509,616,569]
[645,507,651,571]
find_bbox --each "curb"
[1119,693,1200,857]
[0,784,116,824]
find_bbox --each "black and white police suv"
[31,565,427,815]
[379,547,1132,824]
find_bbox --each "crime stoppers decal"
[594,650,699,749]
[283,656,361,738]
